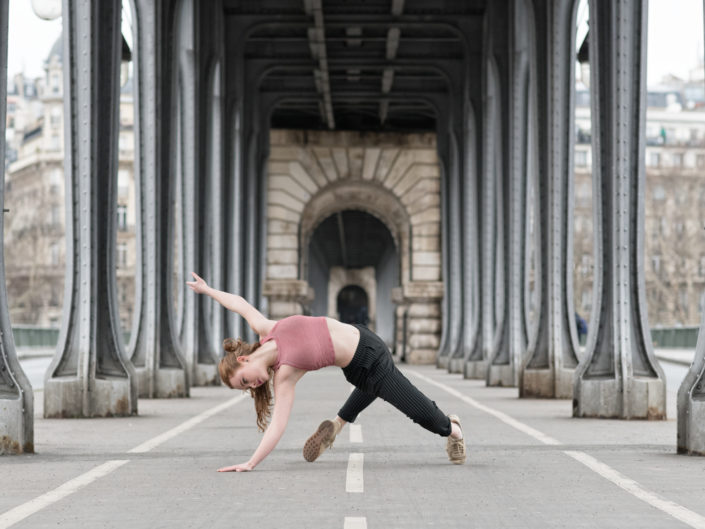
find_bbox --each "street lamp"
[31,0,61,21]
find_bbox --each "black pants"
[338,325,452,437]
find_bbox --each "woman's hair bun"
[222,337,241,353]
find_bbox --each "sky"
[5,0,705,87]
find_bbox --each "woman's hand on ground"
[217,461,254,472]
[186,272,209,294]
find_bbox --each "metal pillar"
[573,0,665,419]
[460,99,481,379]
[176,0,218,385]
[465,53,499,380]
[45,0,136,418]
[678,293,705,455]
[128,0,189,398]
[520,0,579,398]
[438,126,464,372]
[0,1,34,453]
[487,3,531,387]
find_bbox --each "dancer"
[186,272,466,472]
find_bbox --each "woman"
[186,272,466,472]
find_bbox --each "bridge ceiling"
[224,0,485,131]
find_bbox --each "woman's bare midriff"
[325,318,360,368]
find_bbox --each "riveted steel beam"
[44,0,136,418]
[488,1,532,388]
[175,0,219,386]
[128,0,189,398]
[518,0,579,399]
[0,0,33,453]
[678,293,705,455]
[573,0,666,419]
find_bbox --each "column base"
[0,399,33,454]
[192,363,220,387]
[487,363,516,387]
[44,376,133,418]
[573,376,665,419]
[135,367,189,398]
[520,367,574,399]
[448,357,464,374]
[464,359,488,380]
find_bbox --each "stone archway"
[263,130,443,363]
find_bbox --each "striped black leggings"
[337,324,452,437]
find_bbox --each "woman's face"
[229,356,269,390]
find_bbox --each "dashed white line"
[349,424,363,443]
[0,393,249,529]
[346,453,364,493]
[0,460,129,529]
[344,516,368,529]
[407,369,705,529]
[128,393,248,453]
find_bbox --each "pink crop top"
[261,315,336,371]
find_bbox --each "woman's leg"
[372,365,453,437]
[337,388,377,424]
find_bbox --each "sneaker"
[446,415,466,465]
[303,419,341,462]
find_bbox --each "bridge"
[1,1,705,528]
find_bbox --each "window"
[51,205,61,225]
[697,155,705,168]
[653,185,666,201]
[50,107,61,127]
[575,150,588,167]
[649,152,661,167]
[651,255,661,274]
[673,153,684,167]
[675,221,684,235]
[118,170,130,198]
[117,204,127,231]
[50,242,60,265]
[117,243,127,268]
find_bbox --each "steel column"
[128,0,189,398]
[573,0,666,419]
[439,126,464,372]
[176,0,218,385]
[460,100,481,378]
[466,54,499,379]
[678,293,705,455]
[45,0,136,418]
[519,0,579,398]
[0,0,34,453]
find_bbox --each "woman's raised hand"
[186,272,209,294]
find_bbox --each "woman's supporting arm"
[218,373,297,472]
[186,272,275,336]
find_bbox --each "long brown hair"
[219,337,273,432]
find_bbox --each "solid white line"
[406,370,561,445]
[128,393,248,453]
[564,451,705,529]
[343,516,368,529]
[349,424,363,443]
[406,368,705,529]
[346,453,364,493]
[0,460,129,529]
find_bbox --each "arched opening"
[336,285,369,325]
[307,209,398,344]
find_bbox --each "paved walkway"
[2,364,704,529]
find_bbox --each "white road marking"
[346,453,364,493]
[407,370,560,445]
[128,393,248,453]
[407,369,705,529]
[564,451,705,529]
[0,460,129,529]
[0,394,249,528]
[349,424,363,443]
[344,516,368,529]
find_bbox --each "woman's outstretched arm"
[218,370,301,472]
[186,272,275,337]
